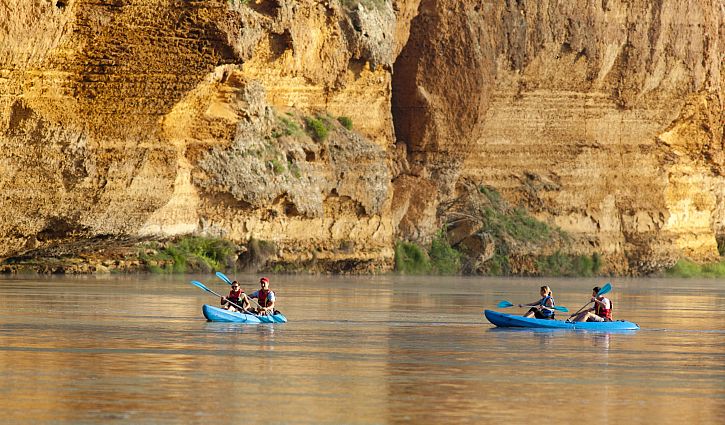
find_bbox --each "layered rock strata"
[0,0,723,274]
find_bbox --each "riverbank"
[2,234,724,278]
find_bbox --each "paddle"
[570,283,612,317]
[214,271,268,314]
[215,271,233,285]
[496,300,569,312]
[190,280,249,314]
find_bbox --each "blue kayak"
[202,304,287,323]
[484,310,639,330]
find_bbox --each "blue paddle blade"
[598,283,612,296]
[553,306,569,312]
[497,300,514,308]
[190,280,210,293]
[215,271,233,285]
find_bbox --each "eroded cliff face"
[393,0,724,274]
[0,0,401,272]
[0,0,723,275]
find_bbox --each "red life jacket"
[257,289,272,307]
[224,289,243,304]
[595,298,613,320]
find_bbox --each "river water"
[0,275,722,424]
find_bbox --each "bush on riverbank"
[141,236,236,273]
[665,258,725,278]
[535,251,602,277]
[394,231,462,275]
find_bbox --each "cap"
[260,277,269,284]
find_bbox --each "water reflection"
[0,275,722,424]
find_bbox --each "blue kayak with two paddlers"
[485,283,640,330]
[483,309,639,330]
[190,275,287,324]
[202,304,287,324]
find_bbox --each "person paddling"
[248,277,276,315]
[569,286,612,322]
[220,280,250,313]
[518,285,556,320]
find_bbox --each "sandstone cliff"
[0,0,723,275]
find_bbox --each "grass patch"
[394,242,431,275]
[275,115,302,137]
[304,116,329,142]
[337,116,353,130]
[429,231,461,274]
[535,252,602,277]
[473,185,578,276]
[394,230,462,275]
[269,159,285,175]
[140,236,236,273]
[665,258,725,278]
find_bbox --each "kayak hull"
[484,309,639,330]
[202,304,287,323]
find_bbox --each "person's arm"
[518,301,538,308]
[265,293,276,312]
[241,293,251,311]
[593,298,611,309]
[540,297,555,310]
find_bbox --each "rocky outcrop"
[0,0,723,275]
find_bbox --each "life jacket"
[224,289,244,305]
[538,295,555,317]
[595,297,613,319]
[257,289,273,307]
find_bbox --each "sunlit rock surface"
[0,0,722,274]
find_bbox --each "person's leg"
[585,314,605,322]
[572,311,591,322]
[523,307,536,318]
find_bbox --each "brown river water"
[0,275,723,424]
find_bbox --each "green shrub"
[479,185,501,206]
[278,115,301,137]
[269,159,285,175]
[337,116,353,130]
[488,253,511,276]
[592,252,602,274]
[429,231,461,275]
[304,116,329,142]
[665,258,725,278]
[535,251,601,277]
[140,236,236,273]
[394,241,431,274]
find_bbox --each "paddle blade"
[215,271,233,285]
[597,283,612,296]
[190,280,210,293]
[497,300,514,308]
[553,306,569,312]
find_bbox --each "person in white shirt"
[570,286,613,322]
